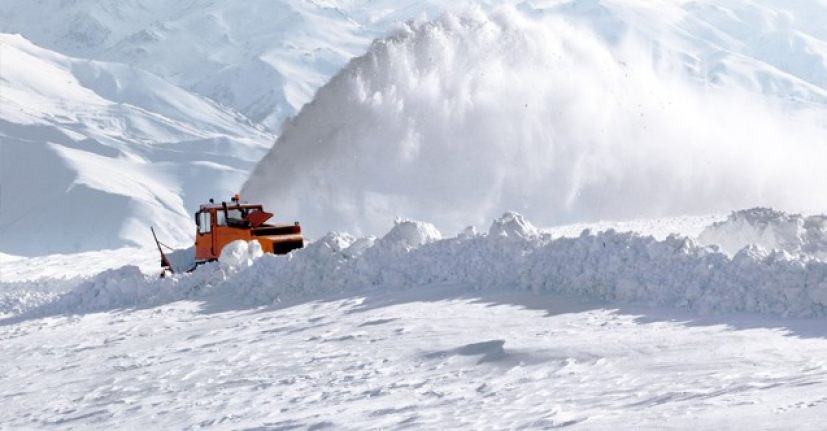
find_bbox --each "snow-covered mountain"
[4,0,827,255]
[0,34,273,255]
[4,0,827,132]
[0,0,452,132]
[0,0,455,256]
[555,0,827,106]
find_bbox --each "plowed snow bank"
[699,208,827,261]
[10,211,827,319]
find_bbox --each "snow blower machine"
[152,194,304,275]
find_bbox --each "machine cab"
[194,195,303,262]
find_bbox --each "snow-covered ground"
[0,248,158,284]
[3,211,827,428]
[4,288,827,429]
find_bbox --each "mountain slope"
[4,0,827,254]
[0,0,449,131]
[0,34,273,255]
[3,0,827,134]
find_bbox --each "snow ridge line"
[8,211,827,320]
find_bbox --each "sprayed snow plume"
[243,8,827,238]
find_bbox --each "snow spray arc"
[244,7,827,237]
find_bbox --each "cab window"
[227,208,244,224]
[198,211,212,234]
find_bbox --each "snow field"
[3,287,827,429]
[4,211,827,428]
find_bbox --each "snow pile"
[17,264,221,318]
[235,215,827,316]
[489,212,539,240]
[219,240,264,270]
[525,233,827,315]
[698,208,827,260]
[11,210,827,319]
[244,8,827,238]
[34,266,151,314]
[373,219,442,253]
[0,278,82,317]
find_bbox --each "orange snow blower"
[153,194,304,274]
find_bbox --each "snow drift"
[699,208,827,260]
[10,210,827,320]
[244,8,827,238]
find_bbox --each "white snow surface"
[219,240,265,271]
[5,290,827,429]
[5,0,827,132]
[699,208,827,261]
[0,0,448,132]
[0,33,273,255]
[5,2,827,425]
[4,212,827,428]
